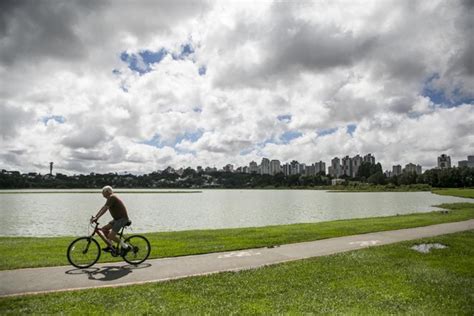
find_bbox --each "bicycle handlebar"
[90,216,99,228]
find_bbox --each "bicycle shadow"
[65,263,151,282]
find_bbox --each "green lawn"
[0,190,201,194]
[1,230,473,315]
[432,188,474,199]
[1,203,474,270]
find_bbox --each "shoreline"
[1,202,473,270]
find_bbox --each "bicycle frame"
[90,221,127,249]
[68,220,150,268]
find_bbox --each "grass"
[1,203,474,271]
[327,183,432,192]
[432,188,474,199]
[1,230,473,314]
[0,190,202,194]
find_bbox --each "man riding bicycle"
[91,186,130,255]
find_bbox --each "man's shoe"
[120,245,131,256]
[102,246,115,253]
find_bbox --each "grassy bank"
[0,190,202,194]
[326,183,432,192]
[1,203,474,270]
[432,188,474,199]
[1,230,473,314]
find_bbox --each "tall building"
[299,163,306,175]
[223,164,234,172]
[392,165,402,176]
[351,155,363,178]
[458,155,474,168]
[305,165,316,176]
[404,163,422,175]
[363,153,375,165]
[282,163,291,176]
[270,160,281,175]
[260,158,270,175]
[314,161,326,175]
[330,157,341,178]
[341,156,352,177]
[249,161,258,174]
[416,165,422,175]
[437,154,451,169]
[290,160,300,175]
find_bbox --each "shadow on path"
[65,263,151,282]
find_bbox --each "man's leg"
[108,230,120,244]
[99,224,114,248]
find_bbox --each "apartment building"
[437,154,451,169]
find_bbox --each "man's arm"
[91,204,109,223]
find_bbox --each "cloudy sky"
[1,0,473,175]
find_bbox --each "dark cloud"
[0,0,209,67]
[451,0,474,76]
[70,149,108,161]
[61,126,109,149]
[213,4,376,88]
[0,0,100,66]
[0,104,35,139]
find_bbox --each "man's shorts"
[108,218,130,233]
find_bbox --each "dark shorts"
[108,218,130,233]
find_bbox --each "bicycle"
[67,218,151,269]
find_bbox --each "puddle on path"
[411,243,447,253]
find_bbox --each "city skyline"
[1,1,473,175]
[7,153,471,178]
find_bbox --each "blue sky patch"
[142,134,164,148]
[120,48,168,75]
[346,124,356,135]
[42,115,65,125]
[193,106,202,113]
[317,127,338,137]
[120,83,129,93]
[173,43,195,60]
[239,147,255,155]
[422,73,474,107]
[277,114,292,122]
[198,65,207,76]
[281,130,303,144]
[181,43,194,57]
[143,130,203,149]
[239,138,277,156]
[175,130,204,144]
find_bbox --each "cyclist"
[91,186,130,255]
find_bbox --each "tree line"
[1,163,473,189]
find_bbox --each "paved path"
[1,220,473,297]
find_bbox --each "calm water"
[0,189,470,237]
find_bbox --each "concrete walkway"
[1,220,473,297]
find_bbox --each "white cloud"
[0,0,472,174]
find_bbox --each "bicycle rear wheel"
[123,235,151,265]
[67,237,101,269]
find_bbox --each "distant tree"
[398,172,418,185]
[182,167,197,178]
[367,171,386,185]
[356,162,383,181]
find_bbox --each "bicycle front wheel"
[67,237,101,269]
[123,235,151,265]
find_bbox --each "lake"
[0,189,470,237]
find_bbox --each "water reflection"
[0,189,470,237]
